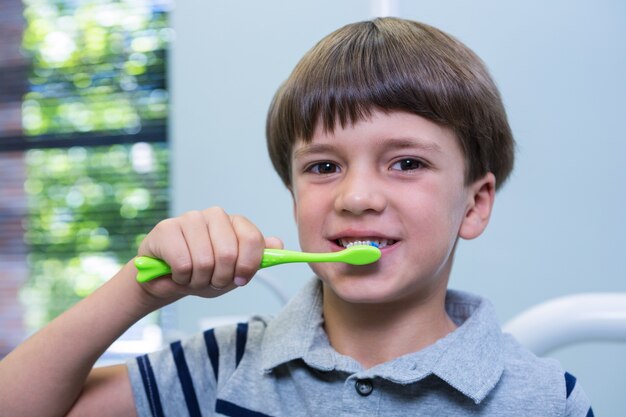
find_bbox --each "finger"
[178,210,214,288]
[231,215,266,286]
[264,236,284,250]
[140,218,193,285]
[203,207,238,289]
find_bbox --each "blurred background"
[0,0,624,414]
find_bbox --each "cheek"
[403,189,466,243]
[293,191,323,249]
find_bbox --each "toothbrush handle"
[135,256,172,283]
[259,248,334,268]
[135,249,337,282]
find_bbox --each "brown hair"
[266,17,514,189]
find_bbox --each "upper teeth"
[339,239,394,249]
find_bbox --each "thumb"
[264,236,284,249]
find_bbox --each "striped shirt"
[127,278,594,416]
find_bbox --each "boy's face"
[290,109,494,305]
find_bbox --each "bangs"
[281,21,476,141]
[266,18,514,189]
[281,20,454,142]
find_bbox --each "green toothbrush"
[134,244,381,283]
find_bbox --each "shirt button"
[355,379,374,396]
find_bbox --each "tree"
[19,0,170,329]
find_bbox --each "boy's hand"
[136,207,283,300]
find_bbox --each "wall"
[170,1,625,414]
[0,0,28,358]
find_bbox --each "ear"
[459,172,496,240]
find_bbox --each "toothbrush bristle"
[343,241,380,249]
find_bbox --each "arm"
[0,261,164,417]
[0,207,281,417]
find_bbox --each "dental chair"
[503,292,626,356]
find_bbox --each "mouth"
[336,237,398,249]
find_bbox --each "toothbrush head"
[340,243,382,265]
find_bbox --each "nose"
[334,170,387,215]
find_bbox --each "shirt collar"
[431,290,505,403]
[260,279,504,404]
[260,277,326,371]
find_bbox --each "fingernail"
[234,277,248,287]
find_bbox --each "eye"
[391,158,424,171]
[306,161,340,175]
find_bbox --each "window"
[0,0,172,361]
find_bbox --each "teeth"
[339,239,394,249]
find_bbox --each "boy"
[0,17,592,416]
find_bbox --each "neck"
[322,284,457,369]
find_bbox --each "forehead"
[292,110,461,158]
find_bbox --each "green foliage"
[22,144,169,328]
[19,0,171,330]
[21,0,171,134]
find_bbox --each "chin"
[319,269,406,305]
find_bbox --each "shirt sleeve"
[564,372,594,417]
[126,328,221,417]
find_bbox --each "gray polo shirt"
[127,278,593,416]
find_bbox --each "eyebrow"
[292,143,336,160]
[292,137,443,160]
[379,137,443,153]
